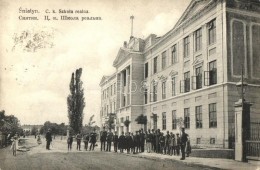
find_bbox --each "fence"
[246,121,260,160]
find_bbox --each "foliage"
[106,113,115,130]
[124,119,131,127]
[67,68,85,134]
[31,126,38,135]
[87,115,96,127]
[40,121,67,135]
[0,110,23,136]
[135,114,147,125]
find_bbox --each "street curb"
[123,153,224,170]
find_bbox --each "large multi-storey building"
[100,0,260,148]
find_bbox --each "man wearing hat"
[176,133,180,155]
[45,129,52,150]
[180,128,188,160]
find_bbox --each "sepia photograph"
[0,0,260,169]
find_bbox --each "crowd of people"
[65,127,191,160]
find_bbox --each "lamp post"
[234,65,251,162]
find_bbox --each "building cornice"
[144,0,218,55]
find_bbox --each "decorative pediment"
[175,0,213,28]
[151,79,159,85]
[157,75,168,81]
[169,70,178,77]
[192,55,204,66]
[99,76,109,86]
[113,48,131,67]
[141,80,149,89]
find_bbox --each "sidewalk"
[124,151,260,170]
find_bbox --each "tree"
[31,126,38,135]
[124,119,131,133]
[67,68,85,134]
[135,114,147,129]
[106,113,115,130]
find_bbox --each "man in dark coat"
[83,133,89,151]
[118,132,125,153]
[155,129,160,153]
[176,133,181,156]
[165,131,171,155]
[125,132,133,154]
[106,129,113,152]
[139,129,145,152]
[151,129,156,152]
[76,133,82,151]
[113,132,119,152]
[100,127,107,151]
[89,129,97,151]
[180,128,188,160]
[134,131,140,153]
[146,129,152,153]
[45,129,52,150]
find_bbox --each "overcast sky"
[0,0,191,126]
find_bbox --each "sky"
[0,0,191,126]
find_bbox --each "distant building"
[100,0,260,148]
[21,125,43,133]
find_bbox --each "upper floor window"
[195,28,202,52]
[184,71,190,93]
[153,84,157,102]
[204,60,217,86]
[184,36,190,58]
[209,60,217,85]
[144,88,148,104]
[114,83,116,95]
[208,19,216,45]
[145,62,148,78]
[153,57,158,74]
[162,51,167,70]
[195,66,202,89]
[172,77,176,96]
[171,44,177,64]
[162,81,166,100]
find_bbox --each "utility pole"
[130,15,134,38]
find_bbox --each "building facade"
[100,0,260,148]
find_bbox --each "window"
[184,36,190,58]
[171,44,177,64]
[210,138,216,144]
[145,62,148,78]
[172,77,176,96]
[184,71,190,92]
[114,102,116,112]
[144,88,148,104]
[162,112,166,130]
[153,84,157,102]
[196,66,202,89]
[120,117,124,123]
[153,57,158,74]
[195,106,202,128]
[126,116,129,120]
[172,110,177,130]
[184,108,190,129]
[195,28,202,52]
[208,19,216,45]
[123,70,126,86]
[162,81,166,99]
[111,85,113,96]
[162,51,167,70]
[209,60,217,85]
[196,138,201,144]
[209,103,217,128]
[114,83,116,95]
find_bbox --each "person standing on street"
[118,132,125,153]
[146,129,152,153]
[180,128,188,160]
[45,129,52,150]
[67,134,73,151]
[139,129,145,152]
[76,133,82,151]
[113,132,118,152]
[176,133,181,156]
[83,133,90,151]
[106,129,113,152]
[89,129,97,151]
[100,127,107,151]
[165,131,171,155]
